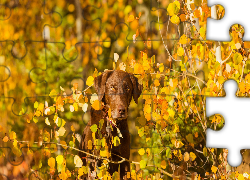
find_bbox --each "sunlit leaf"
[140,160,146,169]
[160,160,166,169]
[138,148,145,155]
[86,76,94,86]
[74,155,83,167]
[211,165,217,173]
[48,157,55,168]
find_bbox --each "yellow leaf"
[73,103,78,111]
[170,15,180,25]
[184,152,189,162]
[60,140,68,150]
[88,140,92,150]
[143,52,147,61]
[177,47,184,56]
[173,0,180,9]
[144,104,151,114]
[86,76,94,87]
[100,150,105,157]
[140,160,146,169]
[48,157,55,168]
[134,63,144,74]
[196,174,201,180]
[78,167,84,178]
[211,165,217,173]
[160,160,166,169]
[113,136,120,146]
[38,103,44,112]
[172,124,179,133]
[190,152,196,161]
[128,15,134,22]
[143,59,150,70]
[159,63,164,72]
[138,148,145,155]
[239,81,245,94]
[179,35,187,44]
[218,76,225,85]
[238,174,245,180]
[167,1,180,16]
[167,108,175,118]
[56,155,64,165]
[200,27,205,38]
[10,131,16,139]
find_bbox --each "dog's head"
[94,70,143,120]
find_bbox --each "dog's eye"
[126,86,130,91]
[110,86,115,91]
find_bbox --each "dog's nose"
[118,106,126,115]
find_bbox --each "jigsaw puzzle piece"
[45,0,147,63]
[0,0,62,53]
[134,94,179,172]
[206,0,250,41]
[29,42,84,95]
[206,79,250,167]
[0,117,81,179]
[201,24,250,97]
[0,41,49,116]
[148,19,206,75]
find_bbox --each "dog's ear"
[129,74,143,104]
[94,70,113,102]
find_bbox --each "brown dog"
[79,70,143,179]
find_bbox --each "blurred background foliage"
[1,0,250,179]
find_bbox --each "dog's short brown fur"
[79,70,143,179]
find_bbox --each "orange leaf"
[73,83,78,90]
[3,136,8,142]
[92,100,101,110]
[128,15,134,22]
[180,14,186,21]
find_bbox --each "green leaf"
[34,101,39,109]
[99,119,104,129]
[33,117,38,123]
[138,127,144,137]
[166,147,171,158]
[203,147,208,156]
[50,106,55,112]
[49,89,57,98]
[69,141,74,147]
[90,124,98,133]
[186,134,194,143]
[113,136,120,146]
[194,0,202,6]
[140,160,146,169]
[233,52,243,65]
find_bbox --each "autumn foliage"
[1,0,250,179]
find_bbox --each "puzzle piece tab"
[206,79,250,167]
[207,0,250,41]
